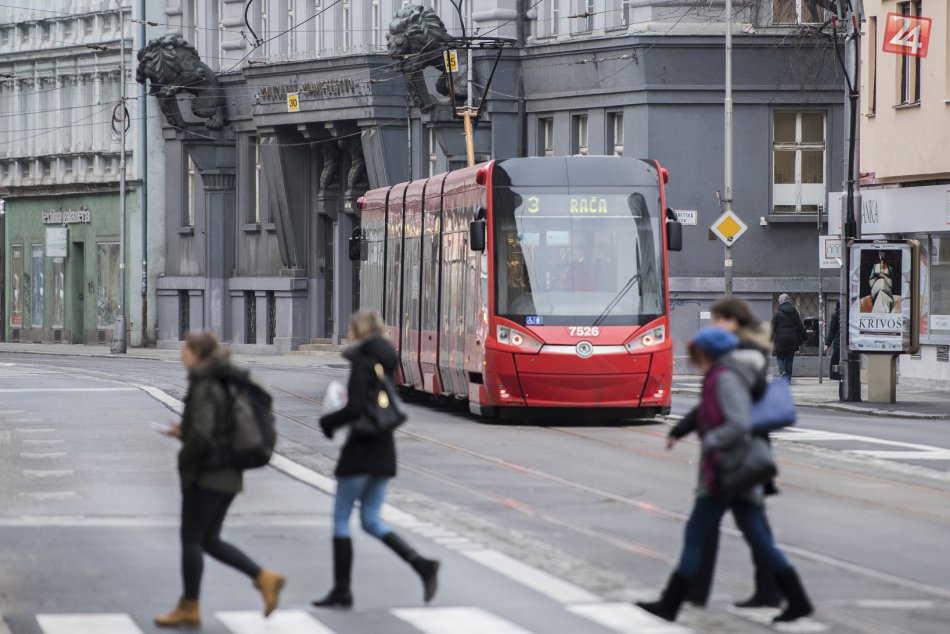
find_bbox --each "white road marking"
[21,439,64,446]
[7,418,43,422]
[22,469,74,478]
[215,610,336,633]
[0,410,25,414]
[135,384,184,415]
[393,607,534,634]
[460,549,601,604]
[728,606,830,632]
[16,428,56,433]
[0,388,136,393]
[36,613,143,634]
[18,491,77,501]
[0,515,328,528]
[773,427,950,454]
[568,603,694,633]
[845,449,950,460]
[853,599,935,609]
[20,452,66,459]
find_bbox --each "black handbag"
[718,435,778,497]
[350,363,408,438]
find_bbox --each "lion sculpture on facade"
[136,35,228,130]
[387,5,465,104]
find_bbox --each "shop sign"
[848,240,920,354]
[819,235,842,268]
[42,208,91,224]
[46,227,68,258]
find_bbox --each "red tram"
[354,157,682,418]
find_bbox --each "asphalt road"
[0,353,947,634]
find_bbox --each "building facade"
[149,0,844,359]
[0,0,166,346]
[843,0,949,388]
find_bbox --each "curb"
[671,387,949,420]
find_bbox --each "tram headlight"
[496,325,543,353]
[625,325,666,353]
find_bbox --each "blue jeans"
[676,496,790,579]
[776,352,795,379]
[333,475,391,539]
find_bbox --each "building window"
[260,1,269,57]
[621,0,632,28]
[428,128,438,176]
[372,0,382,47]
[772,0,825,25]
[0,162,9,182]
[343,0,352,49]
[63,19,74,40]
[82,17,93,35]
[96,242,120,329]
[542,0,559,37]
[929,238,950,338]
[249,136,262,223]
[185,155,197,226]
[572,114,588,156]
[41,159,51,178]
[538,117,554,156]
[608,112,623,156]
[772,111,825,213]
[61,157,73,176]
[22,159,31,179]
[19,24,29,45]
[573,0,594,33]
[0,27,10,46]
[897,0,922,105]
[52,258,65,328]
[31,245,44,328]
[868,16,877,114]
[287,2,296,53]
[41,23,51,41]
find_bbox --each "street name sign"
[674,210,697,225]
[710,210,747,245]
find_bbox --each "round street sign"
[711,210,748,245]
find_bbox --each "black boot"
[734,561,784,608]
[382,532,440,602]
[686,531,718,607]
[636,572,691,622]
[772,567,813,623]
[312,537,353,608]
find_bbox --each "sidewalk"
[673,374,950,420]
[0,341,945,419]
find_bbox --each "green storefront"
[4,192,133,344]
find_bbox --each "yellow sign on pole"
[287,92,300,112]
[444,50,459,73]
[711,210,748,245]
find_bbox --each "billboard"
[849,240,919,353]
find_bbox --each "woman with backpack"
[313,311,439,608]
[154,331,285,628]
[636,327,812,624]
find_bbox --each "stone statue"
[320,140,342,192]
[387,5,466,106]
[346,138,368,193]
[135,35,228,130]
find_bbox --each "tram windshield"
[493,188,664,327]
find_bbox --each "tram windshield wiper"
[593,272,642,328]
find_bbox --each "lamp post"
[723,0,734,296]
[111,0,127,353]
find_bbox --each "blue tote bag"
[750,379,797,432]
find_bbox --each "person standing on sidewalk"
[155,331,285,628]
[672,297,783,609]
[771,293,807,381]
[825,302,841,381]
[637,327,813,624]
[313,311,439,608]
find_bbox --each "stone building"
[146,0,844,359]
[0,0,166,346]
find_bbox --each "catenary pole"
[723,0,734,296]
[112,0,128,353]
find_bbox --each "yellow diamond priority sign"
[710,210,748,245]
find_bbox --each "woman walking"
[636,327,812,624]
[771,293,807,381]
[673,298,782,609]
[313,311,439,608]
[155,331,285,628]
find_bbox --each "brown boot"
[254,569,286,617]
[154,598,201,628]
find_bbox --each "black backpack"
[209,374,277,470]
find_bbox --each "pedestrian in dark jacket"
[825,302,841,381]
[673,297,783,609]
[313,311,439,608]
[637,327,813,624]
[155,331,285,628]
[770,293,807,380]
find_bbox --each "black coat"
[320,335,399,477]
[825,305,841,347]
[771,302,807,354]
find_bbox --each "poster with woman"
[849,241,919,353]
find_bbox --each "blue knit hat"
[690,326,739,359]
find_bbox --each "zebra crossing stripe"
[460,549,601,604]
[393,607,535,634]
[214,610,337,633]
[36,614,143,634]
[568,603,695,633]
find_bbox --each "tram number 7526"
[568,326,600,337]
